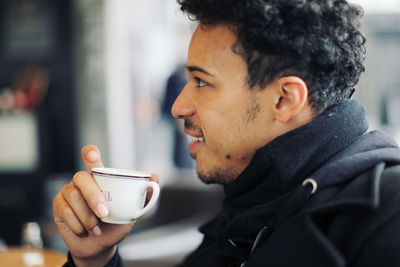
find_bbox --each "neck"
[280,102,315,137]
[223,99,368,215]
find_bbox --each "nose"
[171,85,195,119]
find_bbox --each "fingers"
[81,145,104,172]
[54,170,109,237]
[150,173,159,184]
[54,181,101,237]
[63,181,101,234]
[79,145,109,217]
[73,171,110,219]
[146,174,160,203]
[53,186,87,236]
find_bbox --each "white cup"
[91,167,160,224]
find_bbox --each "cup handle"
[133,181,160,219]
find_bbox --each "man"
[54,0,400,266]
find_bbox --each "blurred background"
[0,0,398,266]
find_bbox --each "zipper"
[238,225,269,267]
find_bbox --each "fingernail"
[87,150,99,162]
[92,225,102,236]
[97,203,109,218]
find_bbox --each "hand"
[53,145,159,267]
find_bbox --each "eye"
[195,77,209,87]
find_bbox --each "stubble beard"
[189,150,237,185]
[186,93,260,185]
[196,163,238,185]
[184,119,235,184]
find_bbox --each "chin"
[196,165,238,185]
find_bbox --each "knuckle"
[67,189,82,204]
[61,205,75,219]
[72,171,86,185]
[61,183,72,192]
[84,216,99,230]
[53,193,65,213]
[52,193,60,206]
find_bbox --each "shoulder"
[327,163,400,266]
[381,164,400,181]
[374,164,400,209]
[352,165,400,267]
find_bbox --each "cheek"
[206,124,253,159]
[199,97,255,151]
[205,106,248,139]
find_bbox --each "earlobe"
[274,76,309,123]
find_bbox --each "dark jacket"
[180,148,400,267]
[66,100,400,267]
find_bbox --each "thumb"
[81,145,104,172]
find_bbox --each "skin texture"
[53,24,313,266]
[171,24,314,185]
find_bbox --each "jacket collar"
[223,99,368,216]
[247,162,388,267]
[307,130,400,212]
[266,99,368,192]
[250,162,389,267]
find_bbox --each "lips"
[189,137,204,155]
[184,129,205,142]
[184,130,205,155]
[184,120,205,154]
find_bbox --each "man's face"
[172,24,279,185]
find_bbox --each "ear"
[273,76,309,123]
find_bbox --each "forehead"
[190,24,237,51]
[187,24,246,74]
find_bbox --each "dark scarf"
[209,99,369,259]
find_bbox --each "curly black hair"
[177,0,366,114]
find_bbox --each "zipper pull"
[249,225,268,255]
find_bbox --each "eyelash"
[194,77,208,87]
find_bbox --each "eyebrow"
[187,65,214,76]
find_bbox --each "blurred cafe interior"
[0,0,399,266]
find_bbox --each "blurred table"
[0,247,66,267]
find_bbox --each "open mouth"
[191,136,205,143]
[184,120,205,153]
[188,134,205,155]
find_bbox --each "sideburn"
[245,94,261,125]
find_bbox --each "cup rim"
[91,167,151,178]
